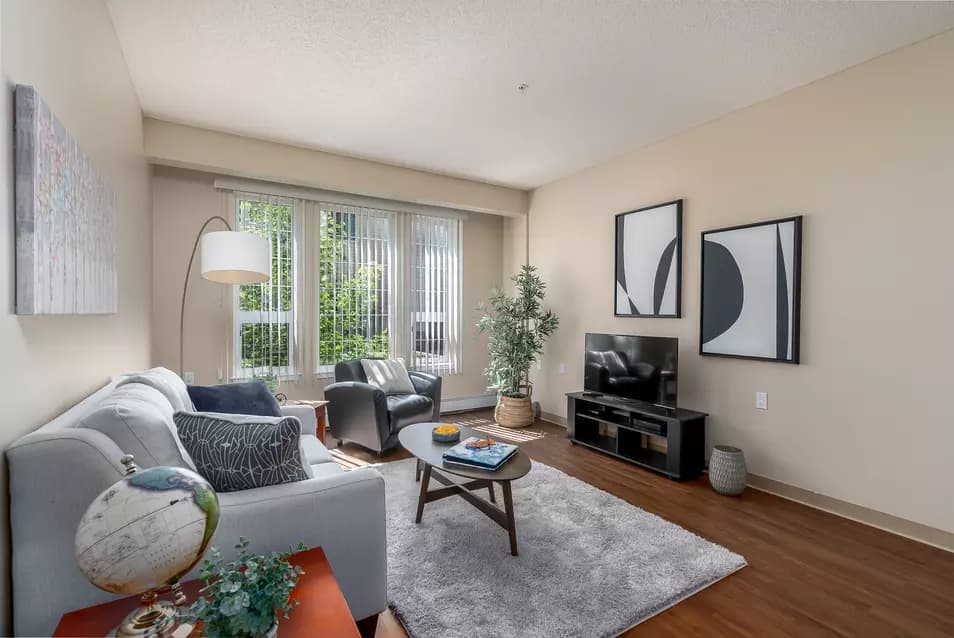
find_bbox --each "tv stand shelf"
[566,392,707,480]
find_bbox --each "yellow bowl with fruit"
[432,424,461,442]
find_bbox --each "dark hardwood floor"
[331,409,954,638]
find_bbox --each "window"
[228,189,462,381]
[315,204,462,376]
[409,214,461,374]
[232,193,297,380]
[317,204,393,371]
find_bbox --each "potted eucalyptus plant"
[478,264,559,428]
[185,538,305,638]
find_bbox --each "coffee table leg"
[415,458,422,482]
[415,464,432,524]
[501,480,518,556]
[488,482,496,503]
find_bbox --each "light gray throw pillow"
[360,358,415,394]
[79,383,197,471]
[174,411,312,492]
[117,366,195,413]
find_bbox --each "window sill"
[231,372,302,384]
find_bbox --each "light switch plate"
[756,391,768,410]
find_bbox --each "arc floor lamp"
[179,215,271,376]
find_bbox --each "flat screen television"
[584,333,678,408]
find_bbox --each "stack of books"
[442,437,518,470]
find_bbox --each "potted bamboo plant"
[478,265,559,428]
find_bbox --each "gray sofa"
[5,368,387,637]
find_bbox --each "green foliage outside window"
[318,219,389,365]
[240,323,290,368]
[237,199,293,371]
[234,200,391,372]
[238,200,293,313]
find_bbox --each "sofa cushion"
[78,383,196,470]
[187,381,282,417]
[117,367,195,413]
[386,393,433,432]
[361,359,415,394]
[301,434,335,465]
[309,462,344,479]
[174,411,311,492]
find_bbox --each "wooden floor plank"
[332,410,954,637]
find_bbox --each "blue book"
[442,437,518,470]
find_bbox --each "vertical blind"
[233,192,297,380]
[407,214,461,374]
[317,203,394,372]
[229,189,462,380]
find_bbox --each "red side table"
[54,547,360,637]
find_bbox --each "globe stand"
[110,590,194,637]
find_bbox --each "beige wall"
[152,166,501,403]
[516,31,954,535]
[145,118,528,217]
[501,215,528,291]
[0,1,152,633]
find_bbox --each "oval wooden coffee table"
[398,421,532,556]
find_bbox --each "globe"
[75,457,220,596]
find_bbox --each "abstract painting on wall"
[15,84,118,315]
[615,199,682,317]
[700,216,802,363]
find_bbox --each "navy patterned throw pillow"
[173,412,311,492]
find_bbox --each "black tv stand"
[566,392,707,480]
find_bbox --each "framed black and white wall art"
[614,199,682,317]
[700,216,803,363]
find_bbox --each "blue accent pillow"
[187,381,282,417]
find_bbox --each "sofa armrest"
[280,404,317,437]
[6,429,128,636]
[209,467,387,621]
[409,371,442,420]
[324,381,389,451]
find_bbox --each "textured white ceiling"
[107,1,954,189]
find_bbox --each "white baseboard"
[440,394,496,414]
[746,473,953,553]
[539,410,951,552]
[540,411,567,427]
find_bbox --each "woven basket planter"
[494,387,534,428]
[708,445,747,496]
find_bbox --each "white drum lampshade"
[200,231,270,284]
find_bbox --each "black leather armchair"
[324,360,442,454]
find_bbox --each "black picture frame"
[614,199,683,318]
[699,215,803,363]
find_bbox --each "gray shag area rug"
[378,458,746,638]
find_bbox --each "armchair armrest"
[409,371,442,420]
[211,467,387,621]
[280,404,317,437]
[324,381,390,451]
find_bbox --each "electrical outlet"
[217,367,223,382]
[558,362,566,374]
[184,371,196,385]
[756,391,768,410]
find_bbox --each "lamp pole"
[179,216,233,376]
